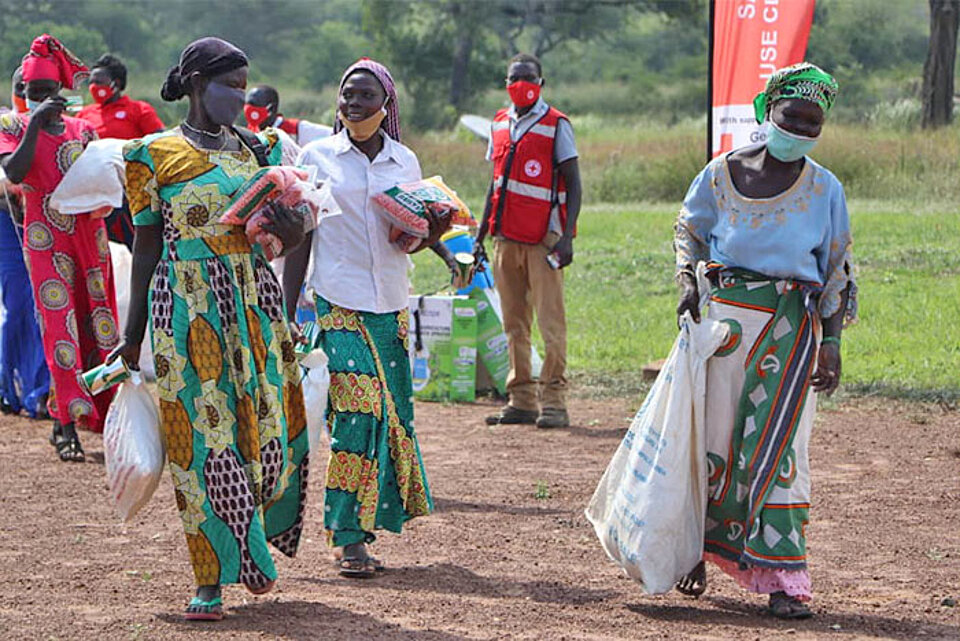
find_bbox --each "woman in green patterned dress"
[283,59,444,578]
[110,37,309,621]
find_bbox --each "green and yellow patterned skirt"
[315,296,432,547]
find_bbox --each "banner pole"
[707,0,715,163]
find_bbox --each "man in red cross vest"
[474,53,582,429]
[244,84,332,146]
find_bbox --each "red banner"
[710,0,815,158]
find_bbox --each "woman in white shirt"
[284,59,448,578]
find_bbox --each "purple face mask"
[202,80,245,126]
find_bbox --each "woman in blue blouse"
[672,63,856,619]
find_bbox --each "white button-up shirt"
[297,129,422,314]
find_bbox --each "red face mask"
[12,95,27,114]
[507,80,541,108]
[244,105,270,132]
[89,83,115,105]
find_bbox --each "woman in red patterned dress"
[0,35,120,462]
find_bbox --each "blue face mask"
[764,120,818,162]
[25,98,42,113]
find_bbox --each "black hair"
[250,84,279,107]
[161,37,248,102]
[93,54,127,91]
[509,52,542,77]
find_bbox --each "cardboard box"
[409,295,477,402]
[470,287,510,395]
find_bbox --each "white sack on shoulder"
[585,313,729,594]
[50,138,127,214]
[103,370,165,522]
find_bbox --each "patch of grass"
[412,203,960,402]
[535,480,551,500]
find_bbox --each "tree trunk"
[450,27,474,110]
[922,0,960,128]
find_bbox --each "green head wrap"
[753,62,839,124]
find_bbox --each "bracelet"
[821,335,841,347]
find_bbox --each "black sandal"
[338,557,378,579]
[55,432,85,463]
[676,560,707,597]
[768,591,813,619]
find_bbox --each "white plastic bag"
[300,347,330,455]
[103,370,164,522]
[585,313,728,594]
[49,138,126,214]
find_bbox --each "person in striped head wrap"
[285,58,451,579]
[668,62,856,619]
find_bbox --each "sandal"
[331,548,385,572]
[245,579,276,596]
[184,596,224,622]
[55,433,85,463]
[676,560,707,597]
[339,557,378,579]
[768,591,813,619]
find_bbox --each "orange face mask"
[12,94,27,114]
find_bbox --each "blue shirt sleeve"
[675,161,719,274]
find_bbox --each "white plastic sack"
[49,138,126,214]
[103,370,164,522]
[300,347,330,455]
[109,242,155,379]
[585,313,728,594]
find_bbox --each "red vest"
[278,116,299,136]
[488,106,569,244]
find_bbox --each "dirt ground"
[0,396,958,641]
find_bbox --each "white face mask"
[763,120,819,162]
[25,98,42,113]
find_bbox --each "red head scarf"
[21,34,88,90]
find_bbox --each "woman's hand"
[421,202,453,247]
[31,96,66,126]
[811,341,841,395]
[261,202,306,254]
[288,320,306,347]
[107,339,141,371]
[676,273,701,324]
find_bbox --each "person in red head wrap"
[0,34,120,462]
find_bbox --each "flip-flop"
[339,557,378,579]
[184,596,224,622]
[676,561,707,597]
[768,591,813,619]
[245,579,276,596]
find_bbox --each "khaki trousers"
[492,232,567,411]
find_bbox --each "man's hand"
[551,234,574,268]
[472,241,488,272]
